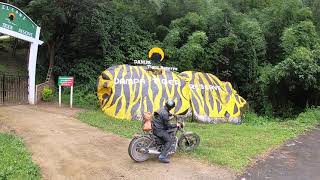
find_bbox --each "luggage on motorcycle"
[142,112,153,131]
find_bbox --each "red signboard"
[58,76,74,87]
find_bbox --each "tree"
[311,0,320,29]
[176,31,208,71]
[28,0,71,69]
[271,47,319,113]
[255,0,306,64]
[281,21,319,54]
[54,2,153,90]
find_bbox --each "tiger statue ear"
[148,47,165,62]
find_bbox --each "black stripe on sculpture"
[203,73,216,109]
[198,77,209,115]
[115,98,123,116]
[132,67,140,102]
[111,67,124,106]
[102,72,110,80]
[216,100,221,113]
[131,98,141,119]
[123,66,131,111]
[151,77,159,101]
[233,104,239,114]
[146,96,153,113]
[226,83,232,94]
[191,94,200,115]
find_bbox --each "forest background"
[2,0,320,117]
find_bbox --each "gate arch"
[0,2,43,104]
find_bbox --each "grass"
[52,90,99,110]
[0,133,40,180]
[77,108,320,172]
[77,110,141,138]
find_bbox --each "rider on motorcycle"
[152,100,180,163]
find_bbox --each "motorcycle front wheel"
[178,133,200,152]
[128,136,152,162]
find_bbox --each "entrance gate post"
[27,26,41,104]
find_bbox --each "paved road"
[239,126,320,180]
[0,105,235,180]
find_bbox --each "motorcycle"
[128,115,200,162]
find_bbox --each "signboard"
[0,3,44,105]
[133,47,178,71]
[0,3,37,38]
[58,76,74,87]
[58,76,74,108]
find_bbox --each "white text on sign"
[2,23,13,30]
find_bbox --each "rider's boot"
[159,154,170,163]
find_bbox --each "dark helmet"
[165,100,175,111]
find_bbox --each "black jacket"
[152,107,176,131]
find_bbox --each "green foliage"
[297,7,313,21]
[0,133,40,180]
[168,12,207,45]
[77,108,320,171]
[258,46,320,116]
[311,0,320,29]
[155,25,169,41]
[0,64,6,73]
[178,43,206,71]
[58,88,99,109]
[13,0,320,116]
[73,91,99,109]
[163,28,181,47]
[274,47,319,88]
[281,21,319,54]
[77,111,141,138]
[188,31,208,46]
[42,86,54,102]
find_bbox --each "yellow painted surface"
[97,65,246,123]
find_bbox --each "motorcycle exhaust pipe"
[148,149,161,155]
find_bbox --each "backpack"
[142,112,153,131]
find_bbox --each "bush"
[42,86,54,101]
[73,90,99,109]
[59,88,99,109]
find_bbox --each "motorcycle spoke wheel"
[128,136,151,162]
[178,134,200,152]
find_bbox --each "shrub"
[60,88,99,109]
[42,86,54,102]
[73,90,99,109]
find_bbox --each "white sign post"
[58,85,62,107]
[58,76,74,108]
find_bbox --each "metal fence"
[0,74,28,105]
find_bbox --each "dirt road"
[0,105,235,180]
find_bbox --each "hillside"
[0,39,28,76]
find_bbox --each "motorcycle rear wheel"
[128,136,151,162]
[178,133,200,152]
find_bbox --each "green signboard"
[0,3,37,38]
[58,76,74,87]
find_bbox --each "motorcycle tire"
[128,136,151,162]
[178,133,200,152]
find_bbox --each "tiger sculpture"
[97,65,190,120]
[97,65,247,123]
[178,71,247,123]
